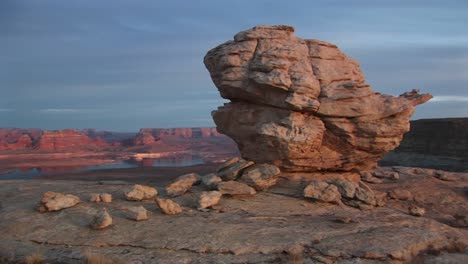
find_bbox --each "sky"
[0,0,467,132]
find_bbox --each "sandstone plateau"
[0,167,466,263]
[204,25,432,172]
[382,118,468,172]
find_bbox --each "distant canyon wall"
[381,118,468,172]
[134,127,222,145]
[0,129,109,152]
[0,127,225,152]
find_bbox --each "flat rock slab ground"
[0,167,467,263]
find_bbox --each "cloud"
[39,108,91,113]
[0,108,13,112]
[430,96,468,102]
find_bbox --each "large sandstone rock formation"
[204,25,432,172]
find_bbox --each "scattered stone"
[408,205,426,217]
[331,180,357,199]
[201,173,223,190]
[303,181,341,204]
[89,193,101,202]
[198,191,222,209]
[373,170,400,180]
[205,25,431,172]
[155,198,183,215]
[354,182,377,206]
[166,173,200,197]
[91,208,112,230]
[216,157,240,172]
[388,172,400,180]
[412,168,426,175]
[433,171,456,181]
[124,206,148,221]
[374,192,388,207]
[360,171,383,184]
[239,164,280,190]
[217,159,255,181]
[37,191,80,212]
[452,214,468,228]
[388,189,413,201]
[100,193,112,203]
[217,181,256,196]
[124,184,157,201]
[334,216,359,224]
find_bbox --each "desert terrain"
[1,25,467,264]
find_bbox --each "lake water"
[0,155,205,180]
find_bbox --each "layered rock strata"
[204,25,432,172]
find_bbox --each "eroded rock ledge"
[204,25,432,172]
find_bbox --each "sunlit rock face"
[204,25,432,172]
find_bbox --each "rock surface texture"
[204,25,432,172]
[1,169,466,263]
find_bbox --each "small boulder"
[198,191,222,209]
[372,170,400,180]
[201,173,223,190]
[166,173,200,197]
[304,181,341,204]
[155,198,183,215]
[360,171,383,184]
[217,157,240,172]
[217,181,256,196]
[388,172,400,180]
[354,182,376,206]
[388,189,413,201]
[124,206,148,221]
[124,184,158,201]
[89,193,101,202]
[433,171,456,181]
[217,159,255,181]
[100,193,112,203]
[408,205,426,217]
[37,191,80,212]
[91,208,112,230]
[331,180,357,199]
[239,164,280,191]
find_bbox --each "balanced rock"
[239,164,280,190]
[155,198,183,215]
[217,181,256,196]
[166,173,200,197]
[124,206,148,221]
[124,184,158,201]
[198,191,222,209]
[91,208,112,230]
[37,191,80,212]
[204,25,432,172]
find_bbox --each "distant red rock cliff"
[134,127,222,145]
[0,128,40,151]
[35,129,108,151]
[0,127,227,152]
[0,128,108,152]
